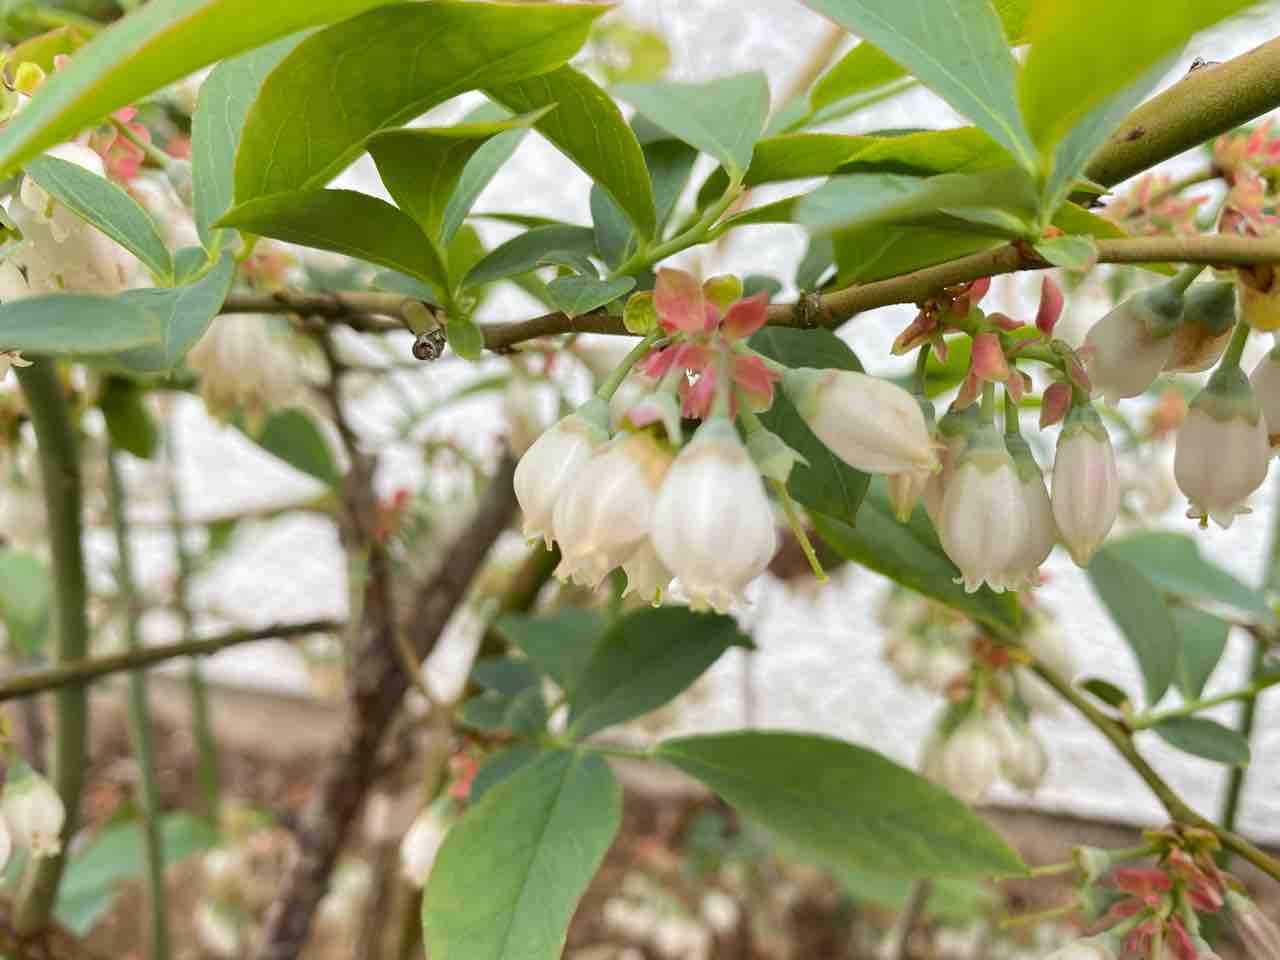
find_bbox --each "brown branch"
[252,455,518,960]
[0,621,343,703]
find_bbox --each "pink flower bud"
[998,435,1055,590]
[1228,891,1280,960]
[512,399,609,546]
[921,712,1002,804]
[786,368,938,475]
[1175,368,1270,529]
[654,267,711,334]
[937,426,1029,594]
[553,432,673,588]
[1249,344,1280,449]
[1036,276,1065,336]
[1084,287,1183,404]
[2,765,65,858]
[1052,405,1119,566]
[650,418,777,612]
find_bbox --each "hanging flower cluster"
[0,759,66,867]
[514,268,939,611]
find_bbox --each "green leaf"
[191,37,300,251]
[804,0,1035,170]
[56,813,218,936]
[1034,234,1098,271]
[0,0,395,179]
[809,42,909,114]
[496,609,609,693]
[1019,0,1254,155]
[441,127,530,246]
[445,316,485,362]
[590,183,633,269]
[1172,607,1229,700]
[812,483,1020,633]
[368,110,552,252]
[424,750,621,960]
[545,275,635,320]
[218,189,446,288]
[0,295,160,354]
[1087,547,1177,705]
[460,687,547,736]
[99,376,157,459]
[1102,532,1275,626]
[750,327,869,522]
[470,745,541,803]
[463,224,596,289]
[568,608,749,738]
[113,253,236,373]
[646,138,699,232]
[251,408,340,486]
[471,658,541,697]
[614,72,770,179]
[1081,677,1132,710]
[372,270,440,305]
[489,65,656,238]
[658,732,1025,878]
[235,2,603,204]
[24,155,172,281]
[0,549,51,656]
[1151,716,1250,766]
[834,224,1000,286]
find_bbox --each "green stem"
[980,381,996,424]
[106,448,170,960]
[1168,263,1206,296]
[913,343,931,396]
[770,478,827,581]
[110,115,174,171]
[611,180,743,279]
[165,419,221,827]
[1219,320,1252,371]
[1029,842,1157,878]
[999,901,1079,929]
[710,348,732,420]
[1129,674,1280,729]
[1003,382,1020,438]
[12,362,88,936]
[595,330,660,401]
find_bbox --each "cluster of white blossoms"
[0,762,66,871]
[514,269,942,612]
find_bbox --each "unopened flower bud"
[918,642,971,693]
[651,417,777,612]
[1052,405,1119,566]
[921,712,1001,804]
[1174,366,1270,528]
[992,711,1048,791]
[1,765,65,858]
[553,432,673,588]
[513,398,609,546]
[1249,343,1280,449]
[1227,890,1280,960]
[1072,846,1113,887]
[998,434,1055,591]
[785,368,938,475]
[14,62,45,96]
[703,274,743,312]
[1166,282,1236,373]
[401,808,448,888]
[937,425,1029,594]
[1084,285,1183,403]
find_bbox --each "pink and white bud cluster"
[920,704,1047,803]
[1,763,65,859]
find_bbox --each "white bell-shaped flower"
[650,417,777,613]
[128,174,200,250]
[921,712,1001,804]
[1165,282,1236,373]
[400,808,448,889]
[997,434,1055,591]
[923,403,981,525]
[785,368,938,475]
[187,314,300,428]
[937,425,1029,594]
[621,539,672,606]
[513,398,609,547]
[10,142,141,293]
[1249,344,1280,450]
[1175,366,1270,529]
[991,710,1048,791]
[917,643,971,694]
[1,765,65,858]
[553,432,673,588]
[1083,286,1182,404]
[1051,405,1120,566]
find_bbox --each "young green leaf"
[495,609,610,693]
[1172,607,1229,700]
[751,327,870,522]
[1151,716,1251,766]
[440,127,531,246]
[1087,547,1177,705]
[463,224,596,289]
[489,66,656,238]
[99,377,158,459]
[235,2,603,204]
[545,275,635,320]
[469,745,542,803]
[252,409,341,487]
[445,316,485,361]
[567,608,750,738]
[217,189,447,288]
[1034,234,1098,272]
[367,110,552,251]
[112,253,236,373]
[812,483,1021,634]
[24,155,172,281]
[833,224,1000,286]
[423,750,622,960]
[614,72,770,181]
[191,37,300,251]
[803,0,1035,171]
[0,550,51,656]
[658,732,1026,877]
[0,295,160,354]
[0,0,395,179]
